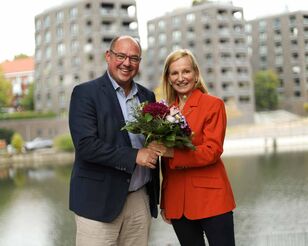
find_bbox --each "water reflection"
[0,152,308,246]
[0,165,74,246]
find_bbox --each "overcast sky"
[0,0,308,62]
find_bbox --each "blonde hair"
[161,49,208,105]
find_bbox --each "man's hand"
[148,141,174,158]
[136,148,159,169]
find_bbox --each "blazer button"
[126,179,130,183]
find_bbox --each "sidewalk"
[224,111,308,156]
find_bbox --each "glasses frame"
[109,50,142,64]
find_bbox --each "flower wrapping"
[121,101,195,150]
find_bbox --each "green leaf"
[144,113,153,122]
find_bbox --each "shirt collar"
[107,70,138,98]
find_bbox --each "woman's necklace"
[179,95,187,111]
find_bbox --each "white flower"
[166,115,176,123]
[169,106,180,116]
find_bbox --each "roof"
[0,57,34,74]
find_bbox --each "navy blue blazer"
[68,72,159,222]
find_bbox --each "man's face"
[105,38,141,87]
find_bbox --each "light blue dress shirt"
[108,72,151,191]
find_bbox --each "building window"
[36,34,41,46]
[234,24,243,33]
[275,55,283,65]
[71,40,79,53]
[273,18,280,29]
[259,33,267,42]
[72,57,81,67]
[258,20,266,32]
[56,11,64,23]
[172,17,181,28]
[289,15,296,26]
[232,10,242,20]
[159,47,167,59]
[44,15,50,28]
[45,47,51,60]
[172,30,181,42]
[158,20,165,30]
[259,45,267,55]
[36,19,42,31]
[57,43,66,56]
[70,23,78,36]
[70,7,78,19]
[158,33,166,45]
[44,31,51,44]
[186,13,195,23]
[148,23,155,33]
[290,27,298,37]
[36,49,42,61]
[148,36,155,47]
[57,26,64,39]
[101,3,114,14]
[239,96,250,103]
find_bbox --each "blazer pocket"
[78,168,105,181]
[192,176,223,189]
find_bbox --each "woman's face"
[168,56,198,97]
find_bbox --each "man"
[69,36,160,246]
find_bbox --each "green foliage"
[11,133,24,154]
[192,0,208,6]
[254,70,279,111]
[54,133,74,152]
[304,102,308,113]
[0,128,15,144]
[0,69,13,108]
[20,83,34,110]
[0,111,56,120]
[14,54,29,59]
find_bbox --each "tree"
[0,128,15,144]
[192,0,208,6]
[254,70,279,111]
[20,83,34,110]
[11,132,24,154]
[14,54,29,60]
[0,69,13,109]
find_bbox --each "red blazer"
[161,89,236,220]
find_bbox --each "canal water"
[0,151,308,246]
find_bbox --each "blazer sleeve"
[69,84,137,174]
[168,99,226,169]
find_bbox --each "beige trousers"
[75,187,152,246]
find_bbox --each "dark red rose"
[142,102,170,118]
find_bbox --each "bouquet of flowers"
[122,101,195,150]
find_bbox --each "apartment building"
[0,57,34,109]
[34,0,139,114]
[248,11,308,115]
[146,1,255,125]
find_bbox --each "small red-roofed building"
[0,57,34,109]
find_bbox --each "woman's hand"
[148,141,174,158]
[160,209,171,224]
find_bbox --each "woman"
[149,49,236,246]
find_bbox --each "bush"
[11,133,24,154]
[0,128,14,144]
[54,133,74,152]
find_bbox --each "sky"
[0,0,308,62]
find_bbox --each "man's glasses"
[109,50,141,64]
